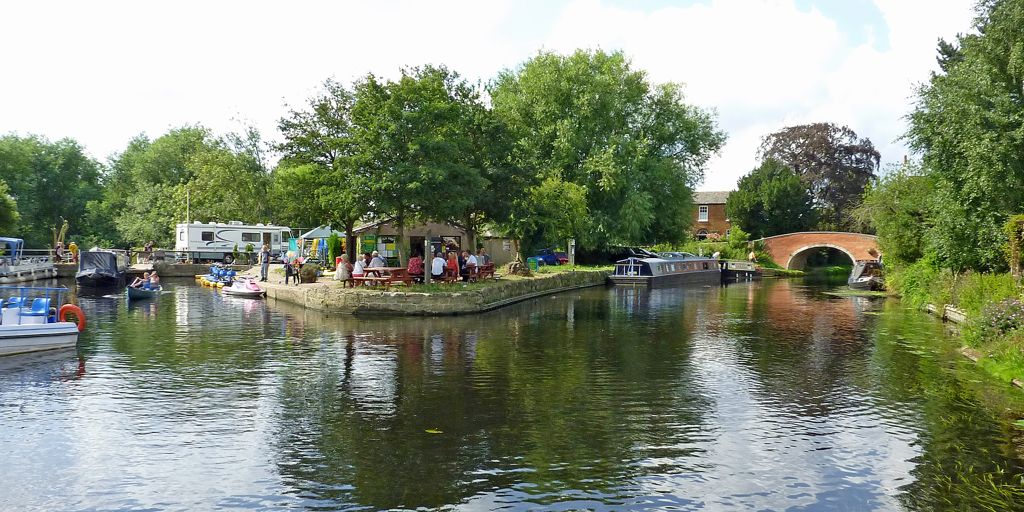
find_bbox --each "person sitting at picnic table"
[461,250,478,281]
[407,251,424,281]
[477,247,491,266]
[446,252,459,276]
[431,252,446,280]
[334,254,353,281]
[352,252,369,279]
[130,272,151,289]
[369,250,387,269]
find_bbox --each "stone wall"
[264,270,610,316]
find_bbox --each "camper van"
[175,221,292,263]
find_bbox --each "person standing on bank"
[259,244,271,282]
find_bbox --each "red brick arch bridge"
[758,232,880,270]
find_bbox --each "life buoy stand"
[59,304,86,332]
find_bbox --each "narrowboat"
[76,249,128,289]
[0,285,85,356]
[848,260,884,290]
[0,238,57,283]
[720,260,761,281]
[609,251,720,286]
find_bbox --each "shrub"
[974,298,1024,341]
[300,263,321,283]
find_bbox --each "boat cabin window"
[201,231,214,241]
[241,232,260,242]
[703,262,709,270]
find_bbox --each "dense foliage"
[491,50,725,252]
[903,0,1024,271]
[0,49,724,259]
[853,164,934,266]
[726,159,815,238]
[0,135,102,247]
[758,122,879,231]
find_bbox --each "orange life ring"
[59,304,86,332]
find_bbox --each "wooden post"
[423,230,432,284]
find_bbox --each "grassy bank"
[888,259,1024,382]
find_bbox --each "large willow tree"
[490,50,725,253]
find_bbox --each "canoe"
[126,285,162,300]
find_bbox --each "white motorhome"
[175,221,292,263]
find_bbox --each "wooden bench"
[386,268,413,287]
[438,268,461,284]
[475,263,496,281]
[351,276,391,288]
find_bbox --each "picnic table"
[356,267,414,289]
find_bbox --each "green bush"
[300,263,321,283]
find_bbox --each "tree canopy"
[726,159,816,238]
[490,49,725,252]
[904,0,1024,271]
[758,122,879,231]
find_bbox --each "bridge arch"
[758,232,880,270]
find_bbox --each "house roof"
[693,191,731,205]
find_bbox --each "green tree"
[758,122,880,231]
[490,49,725,251]
[906,0,1024,271]
[726,159,816,238]
[853,164,934,266]
[0,134,103,247]
[277,80,367,261]
[0,179,20,234]
[351,66,488,263]
[104,126,271,246]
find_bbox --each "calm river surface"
[3,278,1024,511]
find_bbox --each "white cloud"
[0,0,976,190]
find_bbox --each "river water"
[2,278,1024,511]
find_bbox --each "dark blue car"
[534,248,569,266]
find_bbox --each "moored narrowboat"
[609,251,720,286]
[720,260,761,281]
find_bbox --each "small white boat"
[0,286,85,357]
[222,278,265,298]
[0,238,57,284]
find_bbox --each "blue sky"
[0,0,975,191]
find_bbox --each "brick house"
[693,191,732,239]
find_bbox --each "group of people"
[427,247,491,281]
[54,241,80,263]
[332,247,492,283]
[130,270,160,290]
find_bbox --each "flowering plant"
[979,298,1024,338]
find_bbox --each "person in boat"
[334,254,353,282]
[149,271,160,289]
[130,272,151,288]
[407,251,424,282]
[712,250,721,260]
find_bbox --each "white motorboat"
[0,286,85,357]
[222,278,265,298]
[0,238,57,284]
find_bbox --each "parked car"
[534,248,569,265]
